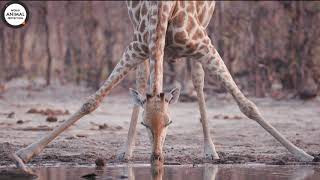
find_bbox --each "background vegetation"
[0,1,319,99]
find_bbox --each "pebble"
[46,116,58,122]
[7,112,15,118]
[16,120,24,124]
[95,158,105,167]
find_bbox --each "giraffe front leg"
[117,105,140,161]
[117,60,149,161]
[200,43,314,162]
[191,61,219,160]
[12,41,147,172]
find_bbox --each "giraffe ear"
[130,88,145,107]
[165,87,181,104]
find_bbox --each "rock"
[16,120,24,124]
[233,115,243,120]
[81,173,97,179]
[164,162,181,165]
[313,154,320,162]
[46,116,58,122]
[98,123,108,130]
[273,159,286,165]
[65,135,77,140]
[7,112,15,118]
[95,158,105,167]
[115,126,123,130]
[16,125,53,131]
[26,108,37,114]
[76,134,88,138]
[118,175,128,179]
[27,108,70,116]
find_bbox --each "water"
[1,164,320,180]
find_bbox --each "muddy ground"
[0,79,319,167]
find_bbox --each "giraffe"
[12,1,314,172]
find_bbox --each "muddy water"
[1,164,320,180]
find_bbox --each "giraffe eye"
[141,122,150,129]
[165,120,172,127]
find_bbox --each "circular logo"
[1,1,29,28]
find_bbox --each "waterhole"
[1,164,319,180]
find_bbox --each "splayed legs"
[199,43,314,162]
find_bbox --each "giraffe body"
[12,1,314,172]
[127,1,215,62]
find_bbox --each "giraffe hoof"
[205,153,220,161]
[10,153,36,175]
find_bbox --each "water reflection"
[0,164,319,180]
[120,164,219,180]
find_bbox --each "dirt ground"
[0,79,319,167]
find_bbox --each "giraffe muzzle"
[151,153,164,165]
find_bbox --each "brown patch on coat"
[165,30,174,45]
[140,44,148,53]
[173,11,186,28]
[174,31,187,44]
[141,3,148,16]
[186,16,197,32]
[197,9,206,24]
[135,9,140,23]
[192,29,204,40]
[186,42,198,51]
[143,31,149,43]
[179,1,186,9]
[187,2,195,13]
[133,42,141,52]
[139,20,146,32]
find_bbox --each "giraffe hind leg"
[191,61,219,160]
[199,43,314,162]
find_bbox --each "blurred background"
[0,1,319,99]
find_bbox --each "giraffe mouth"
[151,153,164,165]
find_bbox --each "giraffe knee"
[81,97,99,114]
[193,79,204,90]
[191,68,205,90]
[238,98,261,120]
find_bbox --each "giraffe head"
[130,87,180,166]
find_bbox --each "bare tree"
[44,2,52,86]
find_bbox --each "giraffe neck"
[147,2,173,95]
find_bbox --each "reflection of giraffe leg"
[13,41,147,171]
[191,61,219,160]
[117,60,149,161]
[289,167,315,180]
[151,164,164,180]
[199,41,314,162]
[128,165,136,180]
[203,164,219,180]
